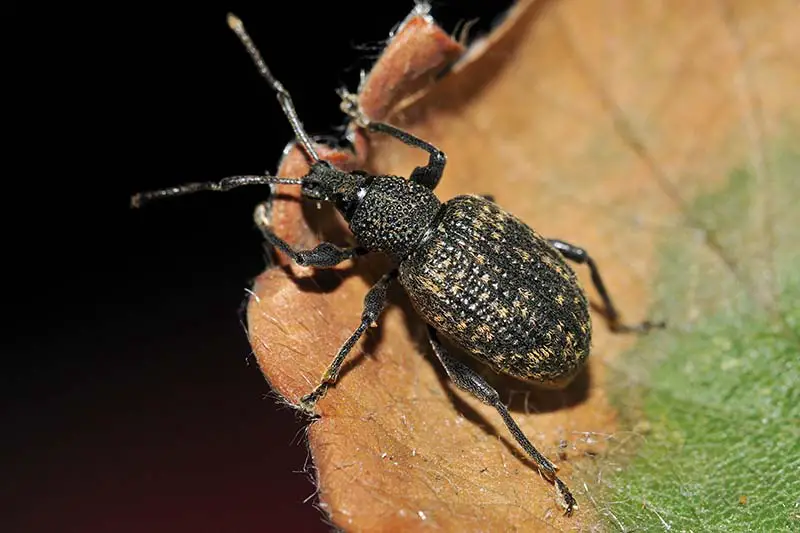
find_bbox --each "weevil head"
[301,161,371,221]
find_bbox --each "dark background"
[4,2,513,532]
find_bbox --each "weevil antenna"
[227,13,320,163]
[130,175,303,208]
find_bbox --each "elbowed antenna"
[130,175,303,209]
[129,14,326,210]
[226,13,320,163]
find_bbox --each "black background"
[5,2,513,532]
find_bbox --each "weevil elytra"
[131,13,665,516]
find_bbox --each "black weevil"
[132,13,664,516]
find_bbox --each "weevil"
[132,14,664,516]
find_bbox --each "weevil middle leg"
[298,270,398,412]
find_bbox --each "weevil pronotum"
[132,13,665,516]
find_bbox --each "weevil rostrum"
[131,14,664,515]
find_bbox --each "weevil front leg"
[338,91,446,190]
[298,270,398,412]
[427,326,577,515]
[367,122,447,190]
[548,239,665,333]
[253,203,367,267]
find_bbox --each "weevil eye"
[300,160,337,201]
[333,185,369,221]
[301,178,327,201]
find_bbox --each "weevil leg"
[426,326,577,515]
[366,122,447,190]
[298,270,398,412]
[253,203,367,267]
[547,239,665,333]
[338,90,445,189]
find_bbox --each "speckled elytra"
[131,13,664,516]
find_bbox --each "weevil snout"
[300,161,370,221]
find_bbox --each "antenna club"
[227,13,243,31]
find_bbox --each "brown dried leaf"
[248,1,799,531]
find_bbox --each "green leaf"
[604,140,800,531]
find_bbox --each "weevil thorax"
[349,175,441,262]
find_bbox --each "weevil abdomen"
[399,195,592,386]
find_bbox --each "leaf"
[600,146,800,531]
[246,0,800,531]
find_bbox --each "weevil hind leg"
[547,238,666,334]
[426,326,577,515]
